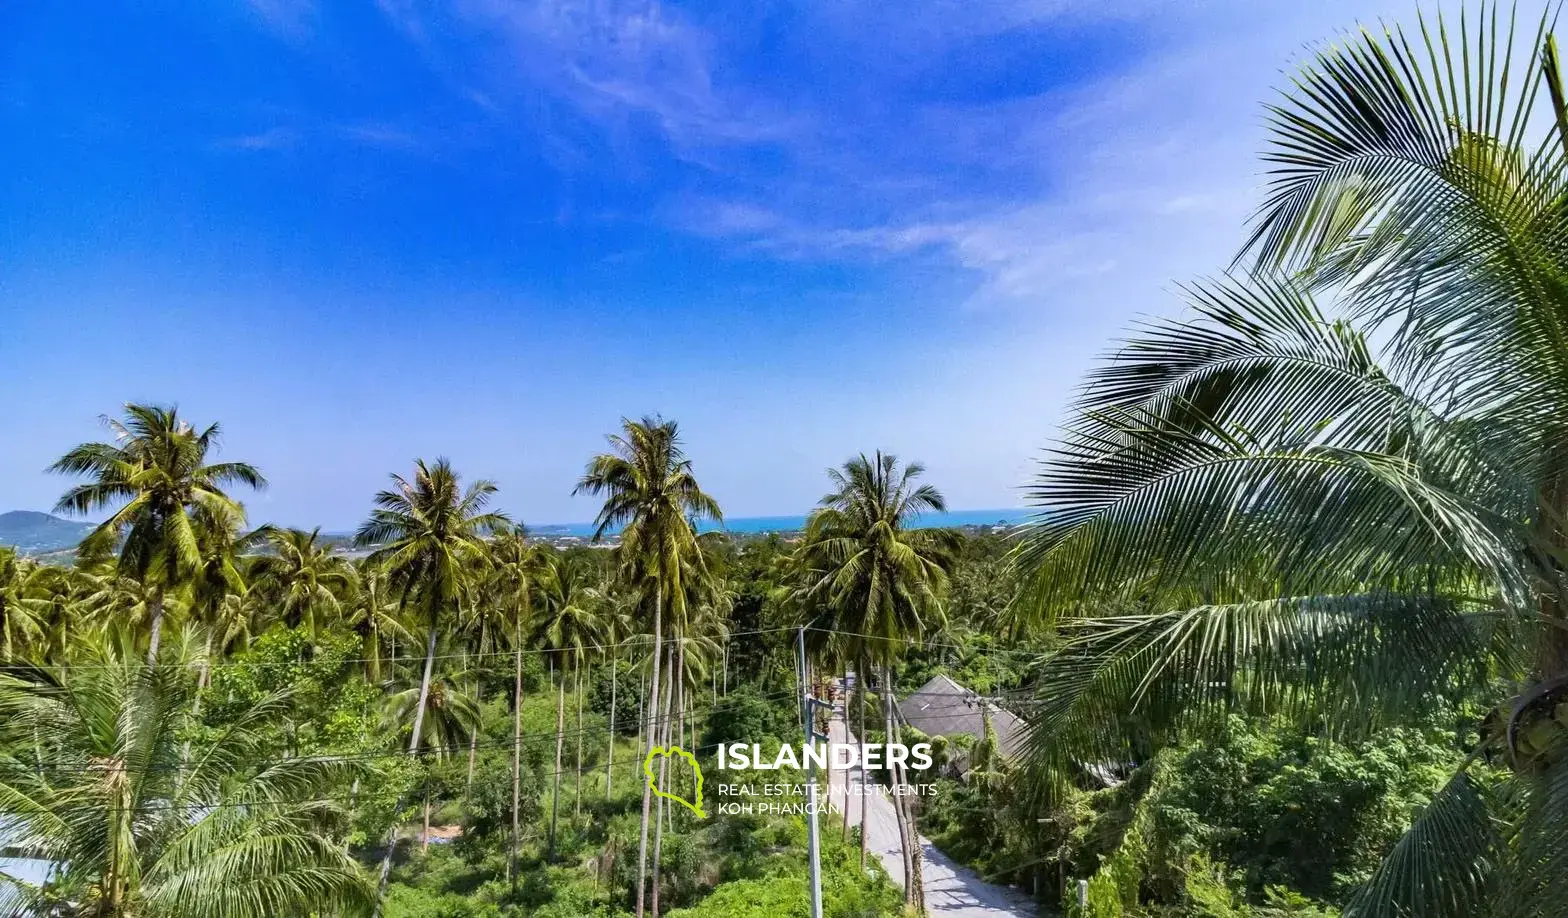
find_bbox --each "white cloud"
[669,0,1417,313]
[424,0,803,163]
[360,0,1429,507]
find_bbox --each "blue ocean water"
[531,508,1034,538]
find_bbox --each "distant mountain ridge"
[0,510,93,554]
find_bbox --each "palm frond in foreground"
[1017,8,1568,916]
[0,640,371,917]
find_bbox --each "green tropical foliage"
[248,526,356,642]
[15,9,1568,916]
[49,404,266,662]
[785,450,957,898]
[0,638,371,917]
[1015,7,1568,917]
[574,416,721,918]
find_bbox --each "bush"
[382,883,503,918]
[1145,717,1457,900]
[701,684,799,752]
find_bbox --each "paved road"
[824,720,1037,917]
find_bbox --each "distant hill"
[0,510,93,554]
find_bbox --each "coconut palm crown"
[49,404,265,662]
[1015,9,1568,917]
[0,642,370,917]
[792,451,958,662]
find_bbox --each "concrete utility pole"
[796,627,824,918]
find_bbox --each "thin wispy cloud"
[3,0,1451,524]
[245,0,316,39]
[379,0,801,164]
[214,121,427,155]
[657,0,1413,313]
[332,122,422,149]
[363,0,1278,311]
[216,126,300,152]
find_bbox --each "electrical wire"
[804,625,1051,660]
[0,625,802,673]
[17,731,827,816]
[13,687,804,776]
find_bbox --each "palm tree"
[181,509,253,765]
[535,550,608,857]
[383,671,481,853]
[0,641,370,917]
[355,457,507,914]
[599,594,636,801]
[346,559,408,685]
[247,526,356,642]
[788,451,956,909]
[49,404,265,663]
[486,525,537,889]
[1015,11,1568,917]
[74,569,186,651]
[0,549,46,661]
[454,541,517,786]
[188,509,250,671]
[574,416,720,918]
[0,555,82,665]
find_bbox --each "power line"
[12,688,803,776]
[12,679,1024,779]
[804,625,1050,660]
[0,625,801,673]
[22,734,790,816]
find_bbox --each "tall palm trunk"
[145,584,165,664]
[635,593,664,918]
[673,641,686,793]
[606,655,619,799]
[652,645,674,918]
[345,776,362,854]
[858,656,870,868]
[198,630,215,692]
[365,619,382,685]
[421,788,432,855]
[104,753,133,915]
[896,752,927,913]
[372,620,441,917]
[180,630,217,769]
[841,665,851,841]
[550,659,566,857]
[635,675,646,763]
[366,578,383,684]
[883,664,914,899]
[575,666,585,820]
[510,616,524,892]
[885,663,927,913]
[466,694,479,788]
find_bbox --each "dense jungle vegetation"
[11,4,1568,917]
[0,407,1481,918]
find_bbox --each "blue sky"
[2,0,1410,529]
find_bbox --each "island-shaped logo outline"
[643,745,706,818]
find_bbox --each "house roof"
[897,673,1023,758]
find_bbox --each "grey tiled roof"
[898,673,1023,758]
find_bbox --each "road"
[824,719,1037,917]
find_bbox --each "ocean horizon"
[528,507,1034,539]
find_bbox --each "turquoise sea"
[531,508,1034,538]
